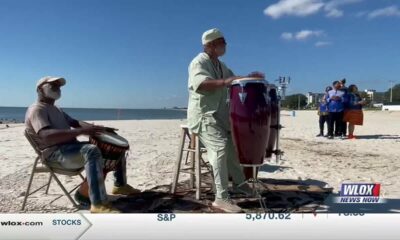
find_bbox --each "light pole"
[277,76,290,100]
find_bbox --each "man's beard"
[42,85,61,100]
[215,46,226,57]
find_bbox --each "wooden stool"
[170,124,212,200]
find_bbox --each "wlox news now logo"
[337,183,385,204]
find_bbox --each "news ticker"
[0,213,399,240]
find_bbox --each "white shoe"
[212,198,243,213]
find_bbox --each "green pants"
[198,121,246,199]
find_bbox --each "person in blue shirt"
[343,84,367,139]
[316,86,332,137]
[326,81,345,139]
[339,78,348,138]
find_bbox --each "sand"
[0,111,399,213]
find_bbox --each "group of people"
[317,79,367,139]
[25,28,260,213]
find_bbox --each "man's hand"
[79,125,106,136]
[198,76,243,91]
[78,121,118,132]
[223,76,243,86]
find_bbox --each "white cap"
[202,28,224,45]
[36,76,66,90]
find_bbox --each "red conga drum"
[266,85,279,159]
[229,77,271,179]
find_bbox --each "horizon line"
[0,106,188,110]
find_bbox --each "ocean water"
[0,107,187,122]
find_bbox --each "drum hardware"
[273,76,291,164]
[268,121,284,163]
[265,84,279,163]
[236,164,268,212]
[263,93,270,104]
[239,81,247,104]
[270,124,283,130]
[270,149,284,156]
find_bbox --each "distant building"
[306,92,325,106]
[364,89,376,102]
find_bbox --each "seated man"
[25,76,140,213]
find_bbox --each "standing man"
[25,76,140,213]
[326,81,345,139]
[187,28,263,213]
[316,86,332,137]
[339,78,348,139]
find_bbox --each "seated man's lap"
[47,142,97,170]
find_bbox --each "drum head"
[94,132,129,148]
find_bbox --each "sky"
[0,0,399,108]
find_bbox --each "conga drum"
[229,77,271,179]
[266,85,279,159]
[89,131,130,175]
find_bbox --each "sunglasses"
[44,82,62,90]
[212,38,227,46]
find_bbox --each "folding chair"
[21,129,85,210]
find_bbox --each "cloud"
[264,0,363,19]
[325,8,344,17]
[282,30,324,41]
[315,41,332,47]
[355,11,368,17]
[296,30,324,40]
[367,5,400,19]
[264,0,324,19]
[324,0,363,18]
[282,30,330,47]
[281,32,294,40]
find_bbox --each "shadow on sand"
[354,134,400,140]
[110,173,400,213]
[111,176,335,213]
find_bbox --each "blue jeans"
[47,142,127,205]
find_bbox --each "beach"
[0,110,399,213]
